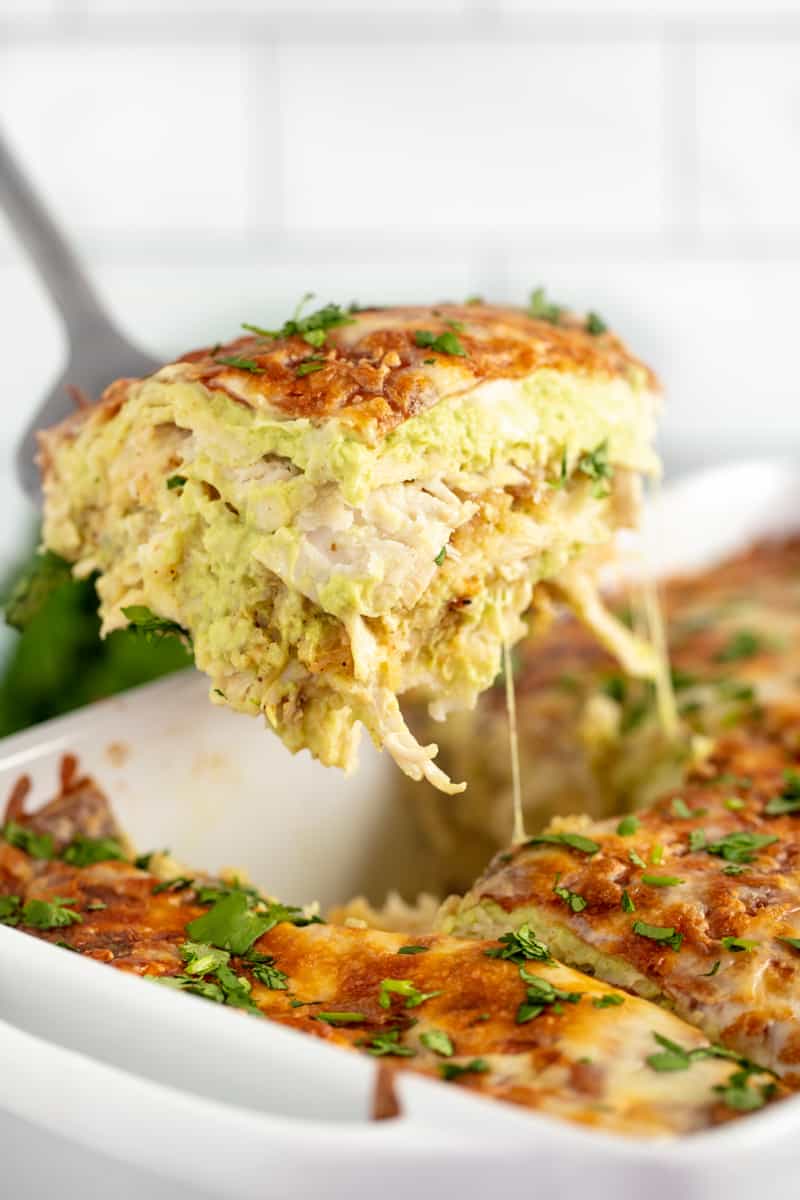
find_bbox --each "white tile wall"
[277,41,665,235]
[697,41,800,233]
[1,0,799,577]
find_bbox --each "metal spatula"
[0,130,160,501]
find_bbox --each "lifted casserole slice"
[443,720,800,1083]
[38,300,660,791]
[0,762,780,1137]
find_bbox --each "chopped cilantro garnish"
[22,897,82,930]
[592,993,624,1008]
[439,1058,489,1082]
[526,832,600,856]
[629,848,647,868]
[62,835,126,868]
[702,960,721,977]
[180,940,230,976]
[725,797,746,812]
[414,329,467,357]
[378,978,441,1010]
[186,890,276,955]
[632,921,682,951]
[243,949,289,990]
[434,547,447,567]
[586,311,607,335]
[215,356,263,373]
[527,287,562,325]
[714,1067,776,1112]
[516,967,582,1024]
[159,951,261,1014]
[646,1032,696,1072]
[764,769,800,816]
[577,441,614,498]
[689,829,707,852]
[166,475,186,490]
[714,630,763,663]
[420,1029,454,1057]
[397,945,429,955]
[0,895,21,926]
[723,863,748,876]
[641,874,684,887]
[704,831,778,864]
[2,821,54,860]
[671,798,692,819]
[484,924,552,965]
[721,936,758,953]
[621,889,635,913]
[296,357,327,377]
[315,1011,364,1026]
[359,1029,415,1057]
[242,296,356,348]
[779,937,800,952]
[616,815,638,837]
[553,876,587,913]
[152,875,194,895]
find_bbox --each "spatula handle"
[0,128,115,342]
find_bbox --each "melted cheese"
[503,639,526,844]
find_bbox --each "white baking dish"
[1,458,799,1199]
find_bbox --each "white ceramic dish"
[1,458,799,1199]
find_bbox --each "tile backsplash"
[1,0,798,573]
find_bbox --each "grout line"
[4,230,800,270]
[1,14,800,47]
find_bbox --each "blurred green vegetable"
[0,534,191,738]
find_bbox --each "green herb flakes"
[186,890,276,955]
[714,630,763,664]
[414,329,467,357]
[527,287,562,325]
[616,815,639,837]
[420,1029,454,1057]
[526,832,600,856]
[721,936,758,953]
[215,356,263,373]
[764,770,800,816]
[705,831,778,864]
[1,821,54,860]
[632,921,683,951]
[22,897,82,930]
[314,1011,364,1026]
[63,835,126,868]
[397,945,429,955]
[439,1058,489,1082]
[359,1029,415,1058]
[553,877,587,913]
[621,889,635,913]
[378,978,441,1010]
[484,924,553,965]
[592,993,624,1008]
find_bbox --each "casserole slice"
[0,759,779,1137]
[444,719,800,1083]
[37,299,659,791]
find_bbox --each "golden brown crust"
[177,304,657,435]
[37,305,657,460]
